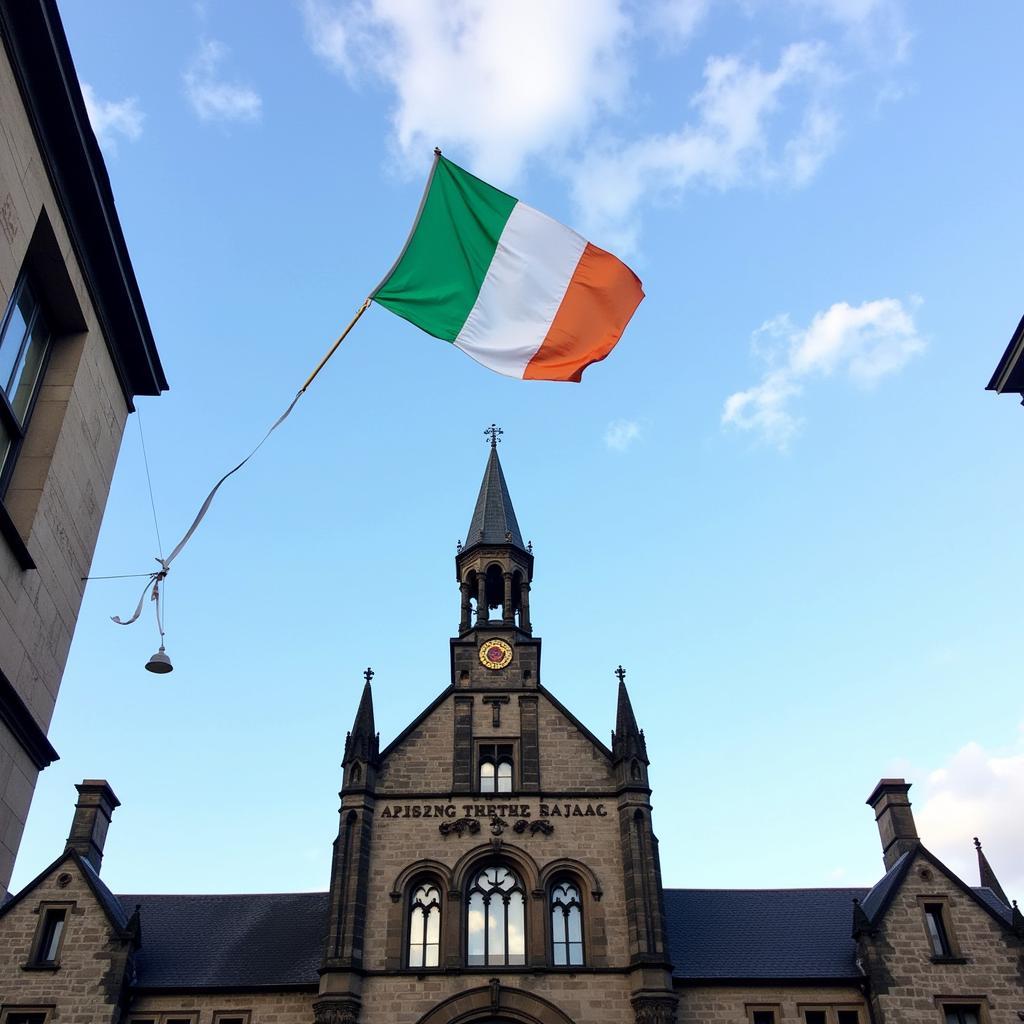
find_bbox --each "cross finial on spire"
[974,837,982,850]
[363,666,374,684]
[615,665,626,684]
[485,423,503,448]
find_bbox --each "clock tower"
[451,424,539,694]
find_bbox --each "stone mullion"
[527,888,546,968]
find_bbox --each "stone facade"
[0,0,166,892]
[1,444,1020,1024]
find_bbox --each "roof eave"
[987,312,1024,395]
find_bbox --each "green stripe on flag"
[372,157,517,342]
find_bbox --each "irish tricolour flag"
[372,155,643,382]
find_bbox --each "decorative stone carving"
[438,816,481,837]
[313,997,360,1024]
[633,996,678,1024]
[513,818,554,836]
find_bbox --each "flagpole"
[299,296,372,394]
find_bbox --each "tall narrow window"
[408,883,441,968]
[924,903,952,957]
[32,908,66,966]
[479,744,513,793]
[550,881,584,966]
[466,865,525,966]
[0,278,52,493]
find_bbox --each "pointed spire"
[465,428,526,550]
[612,666,648,764]
[343,668,379,766]
[974,837,1010,906]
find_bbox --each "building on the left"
[0,0,167,891]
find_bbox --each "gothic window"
[408,882,442,968]
[550,880,584,966]
[479,744,513,793]
[467,865,525,966]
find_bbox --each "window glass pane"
[925,905,950,956]
[506,890,525,964]
[497,760,512,792]
[566,905,582,943]
[467,892,485,964]
[480,761,495,793]
[409,935,424,968]
[8,313,48,425]
[43,915,64,960]
[837,1012,859,1024]
[568,940,583,965]
[552,907,566,944]
[805,1012,827,1024]
[6,1015,48,1024]
[0,284,33,394]
[425,904,440,945]
[752,1012,775,1024]
[488,894,505,962]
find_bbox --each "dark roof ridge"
[664,885,870,893]
[117,889,328,899]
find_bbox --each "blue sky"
[14,1,1023,899]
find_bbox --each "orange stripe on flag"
[523,243,644,382]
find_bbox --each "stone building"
[0,0,167,891]
[0,439,1020,1024]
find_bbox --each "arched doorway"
[415,981,575,1024]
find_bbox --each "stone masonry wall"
[0,42,132,889]
[676,984,867,1023]
[0,856,130,1023]
[125,993,316,1023]
[863,855,1024,1024]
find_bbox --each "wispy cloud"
[605,418,642,452]
[572,42,839,250]
[81,83,144,153]
[184,39,262,123]
[300,0,631,183]
[722,298,925,449]
[916,725,1024,904]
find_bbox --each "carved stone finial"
[528,540,533,553]
[485,423,503,448]
[974,836,982,850]
[363,666,374,685]
[457,539,463,553]
[615,665,626,684]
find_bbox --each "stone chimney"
[866,778,919,871]
[65,780,119,874]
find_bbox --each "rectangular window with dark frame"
[924,902,952,957]
[212,1014,251,1024]
[751,1010,777,1024]
[837,1011,861,1024]
[3,1012,50,1024]
[32,907,66,966]
[804,1011,828,1024]
[0,277,52,495]
[944,1006,981,1024]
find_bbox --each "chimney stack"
[866,778,919,871]
[66,780,119,874]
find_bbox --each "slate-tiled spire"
[343,670,379,767]
[612,668,649,766]
[465,439,526,551]
[974,837,1010,906]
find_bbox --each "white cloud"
[184,39,262,123]
[605,418,642,452]
[300,0,631,183]
[722,297,924,449]
[916,727,1024,904]
[570,42,839,250]
[647,0,711,46]
[81,83,144,153]
[790,0,912,64]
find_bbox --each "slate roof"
[118,892,327,989]
[664,887,867,981]
[113,883,1013,990]
[465,445,526,550]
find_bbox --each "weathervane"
[485,424,503,448]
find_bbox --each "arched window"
[408,882,441,968]
[479,744,513,793]
[550,881,583,966]
[467,865,525,966]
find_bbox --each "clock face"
[479,638,513,670]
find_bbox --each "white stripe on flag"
[454,202,587,379]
